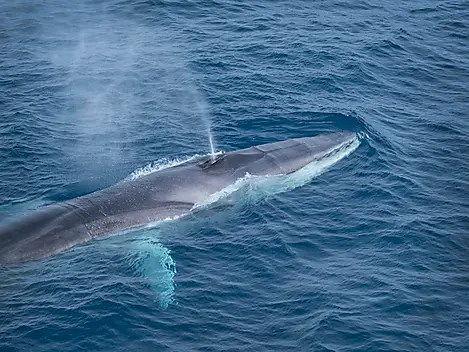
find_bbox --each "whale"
[0,132,358,264]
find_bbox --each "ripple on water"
[1,0,469,351]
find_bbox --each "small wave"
[193,173,257,209]
[125,152,224,180]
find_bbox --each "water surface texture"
[1,1,468,351]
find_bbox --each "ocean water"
[0,0,468,351]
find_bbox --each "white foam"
[126,151,224,180]
[193,173,255,209]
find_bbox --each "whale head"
[197,132,357,178]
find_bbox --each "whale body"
[0,132,357,264]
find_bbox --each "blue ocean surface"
[0,0,468,351]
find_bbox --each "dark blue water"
[1,0,468,351]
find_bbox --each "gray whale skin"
[0,132,356,264]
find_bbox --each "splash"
[125,155,200,181]
[125,151,224,180]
